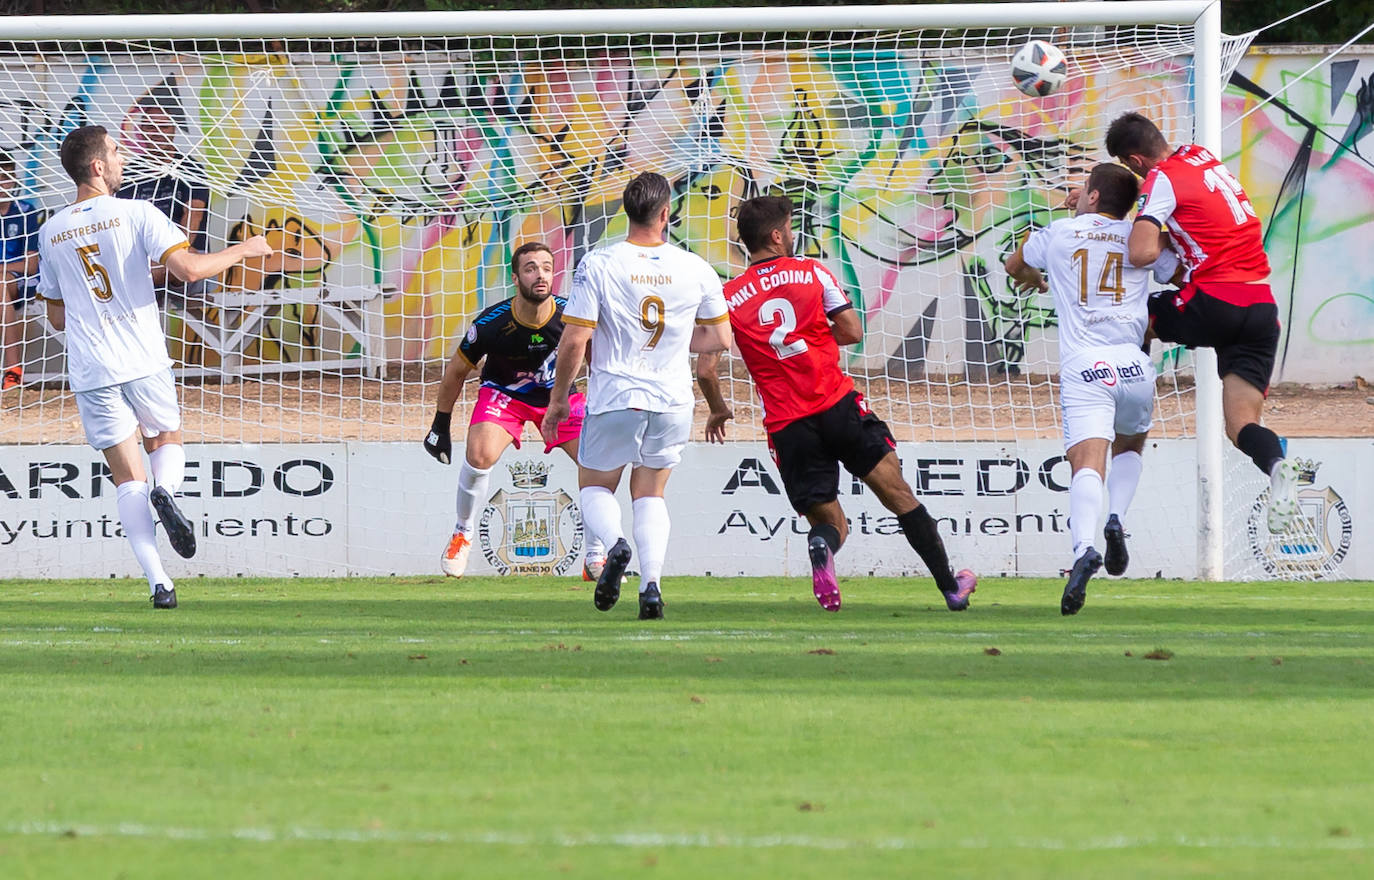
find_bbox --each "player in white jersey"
[39,125,271,608]
[540,172,731,619]
[1006,163,1179,615]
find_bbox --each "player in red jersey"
[1105,112,1299,533]
[696,195,976,613]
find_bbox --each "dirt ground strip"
[1,364,1370,446]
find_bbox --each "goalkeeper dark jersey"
[456,296,567,408]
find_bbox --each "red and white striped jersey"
[1137,144,1271,287]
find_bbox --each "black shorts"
[1149,285,1280,394]
[767,390,897,514]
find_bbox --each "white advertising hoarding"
[0,440,1367,581]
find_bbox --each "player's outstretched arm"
[164,235,273,284]
[540,323,593,444]
[695,350,733,444]
[424,352,475,465]
[1004,244,1049,294]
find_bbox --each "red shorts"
[471,386,585,452]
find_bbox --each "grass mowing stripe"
[5,821,1371,851]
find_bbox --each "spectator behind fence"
[0,150,45,391]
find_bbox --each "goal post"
[0,2,1242,581]
[1192,0,1226,581]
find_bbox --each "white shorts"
[1060,346,1155,450]
[578,408,692,471]
[75,369,182,451]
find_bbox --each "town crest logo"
[1247,459,1352,578]
[478,460,583,575]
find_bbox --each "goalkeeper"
[422,242,606,579]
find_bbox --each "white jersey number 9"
[639,295,665,350]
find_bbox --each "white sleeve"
[815,262,852,314]
[563,254,600,326]
[1137,169,1177,227]
[36,241,60,300]
[1151,248,1181,284]
[1020,225,1050,269]
[136,199,189,263]
[694,263,727,324]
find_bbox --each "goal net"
[3,4,1321,582]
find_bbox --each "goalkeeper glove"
[424,411,452,464]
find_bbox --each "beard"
[102,167,123,193]
[516,280,552,304]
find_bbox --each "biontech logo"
[1080,362,1117,386]
[1079,361,1146,386]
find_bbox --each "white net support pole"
[1194,0,1226,581]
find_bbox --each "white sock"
[1068,469,1103,561]
[149,444,186,495]
[116,480,171,594]
[584,533,606,561]
[1106,451,1143,520]
[632,496,670,592]
[454,460,492,535]
[580,486,625,548]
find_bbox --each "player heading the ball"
[1105,111,1301,535]
[697,195,976,613]
[38,125,272,609]
[423,241,606,580]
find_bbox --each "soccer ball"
[1010,39,1069,98]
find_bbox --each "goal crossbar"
[0,2,1215,40]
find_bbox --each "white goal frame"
[0,1,1226,578]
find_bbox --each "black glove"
[424,411,452,464]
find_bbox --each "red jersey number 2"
[760,297,808,360]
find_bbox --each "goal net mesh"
[2,19,1317,580]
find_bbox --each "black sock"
[896,505,957,594]
[1236,423,1284,475]
[808,522,841,554]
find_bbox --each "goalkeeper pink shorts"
[471,385,585,453]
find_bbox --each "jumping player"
[423,241,606,579]
[1006,163,1179,614]
[697,195,976,613]
[1105,112,1300,533]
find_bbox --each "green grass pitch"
[1,574,1371,878]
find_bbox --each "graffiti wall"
[1226,48,1374,384]
[0,43,1368,383]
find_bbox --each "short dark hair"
[0,149,13,175]
[735,195,793,254]
[1104,112,1169,161]
[621,172,671,226]
[1086,163,1140,218]
[60,125,109,185]
[510,241,553,273]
